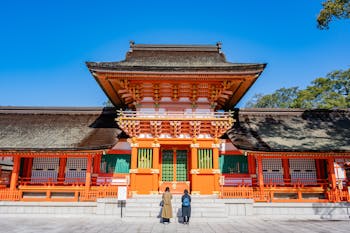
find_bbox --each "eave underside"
[90,70,264,109]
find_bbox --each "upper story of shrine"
[86,42,266,139]
[86,42,266,112]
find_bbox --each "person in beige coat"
[161,186,173,224]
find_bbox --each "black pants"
[183,216,190,223]
[182,206,191,223]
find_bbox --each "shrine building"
[0,42,349,202]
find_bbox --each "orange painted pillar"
[130,147,138,193]
[315,159,322,180]
[85,155,92,190]
[173,149,177,184]
[58,158,66,184]
[257,156,264,189]
[10,155,20,190]
[282,159,290,185]
[319,159,326,179]
[152,145,160,193]
[247,154,256,174]
[191,147,198,169]
[190,145,198,193]
[213,147,219,169]
[213,146,220,193]
[328,158,336,190]
[22,158,28,179]
[93,154,101,174]
[22,158,33,181]
[26,158,33,179]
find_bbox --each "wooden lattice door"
[162,150,174,181]
[160,149,189,193]
[176,150,188,181]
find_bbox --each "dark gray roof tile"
[227,108,350,152]
[0,107,121,151]
[86,43,266,72]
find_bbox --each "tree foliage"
[245,87,299,108]
[245,68,350,109]
[317,0,350,29]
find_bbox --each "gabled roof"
[0,107,121,151]
[86,42,266,72]
[227,108,350,152]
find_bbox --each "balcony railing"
[117,110,233,121]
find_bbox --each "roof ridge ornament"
[129,40,135,52]
[216,42,222,53]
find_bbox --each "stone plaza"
[0,214,349,233]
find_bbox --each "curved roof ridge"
[129,41,221,52]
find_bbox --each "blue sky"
[0,0,349,107]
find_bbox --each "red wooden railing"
[18,174,130,187]
[220,175,350,203]
[0,174,131,202]
[220,185,349,203]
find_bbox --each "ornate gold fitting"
[214,138,219,144]
[132,137,137,143]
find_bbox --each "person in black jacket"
[181,189,191,224]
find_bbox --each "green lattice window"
[219,155,248,174]
[162,150,174,181]
[101,154,130,174]
[198,149,213,169]
[176,150,188,181]
[137,148,153,168]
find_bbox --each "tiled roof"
[3,106,347,153]
[0,107,121,151]
[227,108,350,152]
[86,42,266,72]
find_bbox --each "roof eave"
[86,63,267,73]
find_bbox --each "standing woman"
[161,187,173,224]
[181,189,191,224]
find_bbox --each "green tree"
[317,0,350,29]
[245,87,299,108]
[293,69,350,108]
[245,68,350,109]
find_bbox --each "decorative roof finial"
[129,40,135,52]
[216,42,222,53]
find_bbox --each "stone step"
[125,198,225,203]
[121,216,229,223]
[123,199,227,218]
[125,204,226,210]
[124,210,227,218]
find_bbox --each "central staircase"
[105,194,228,222]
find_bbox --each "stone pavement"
[0,215,349,233]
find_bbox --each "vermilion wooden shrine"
[0,42,349,202]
